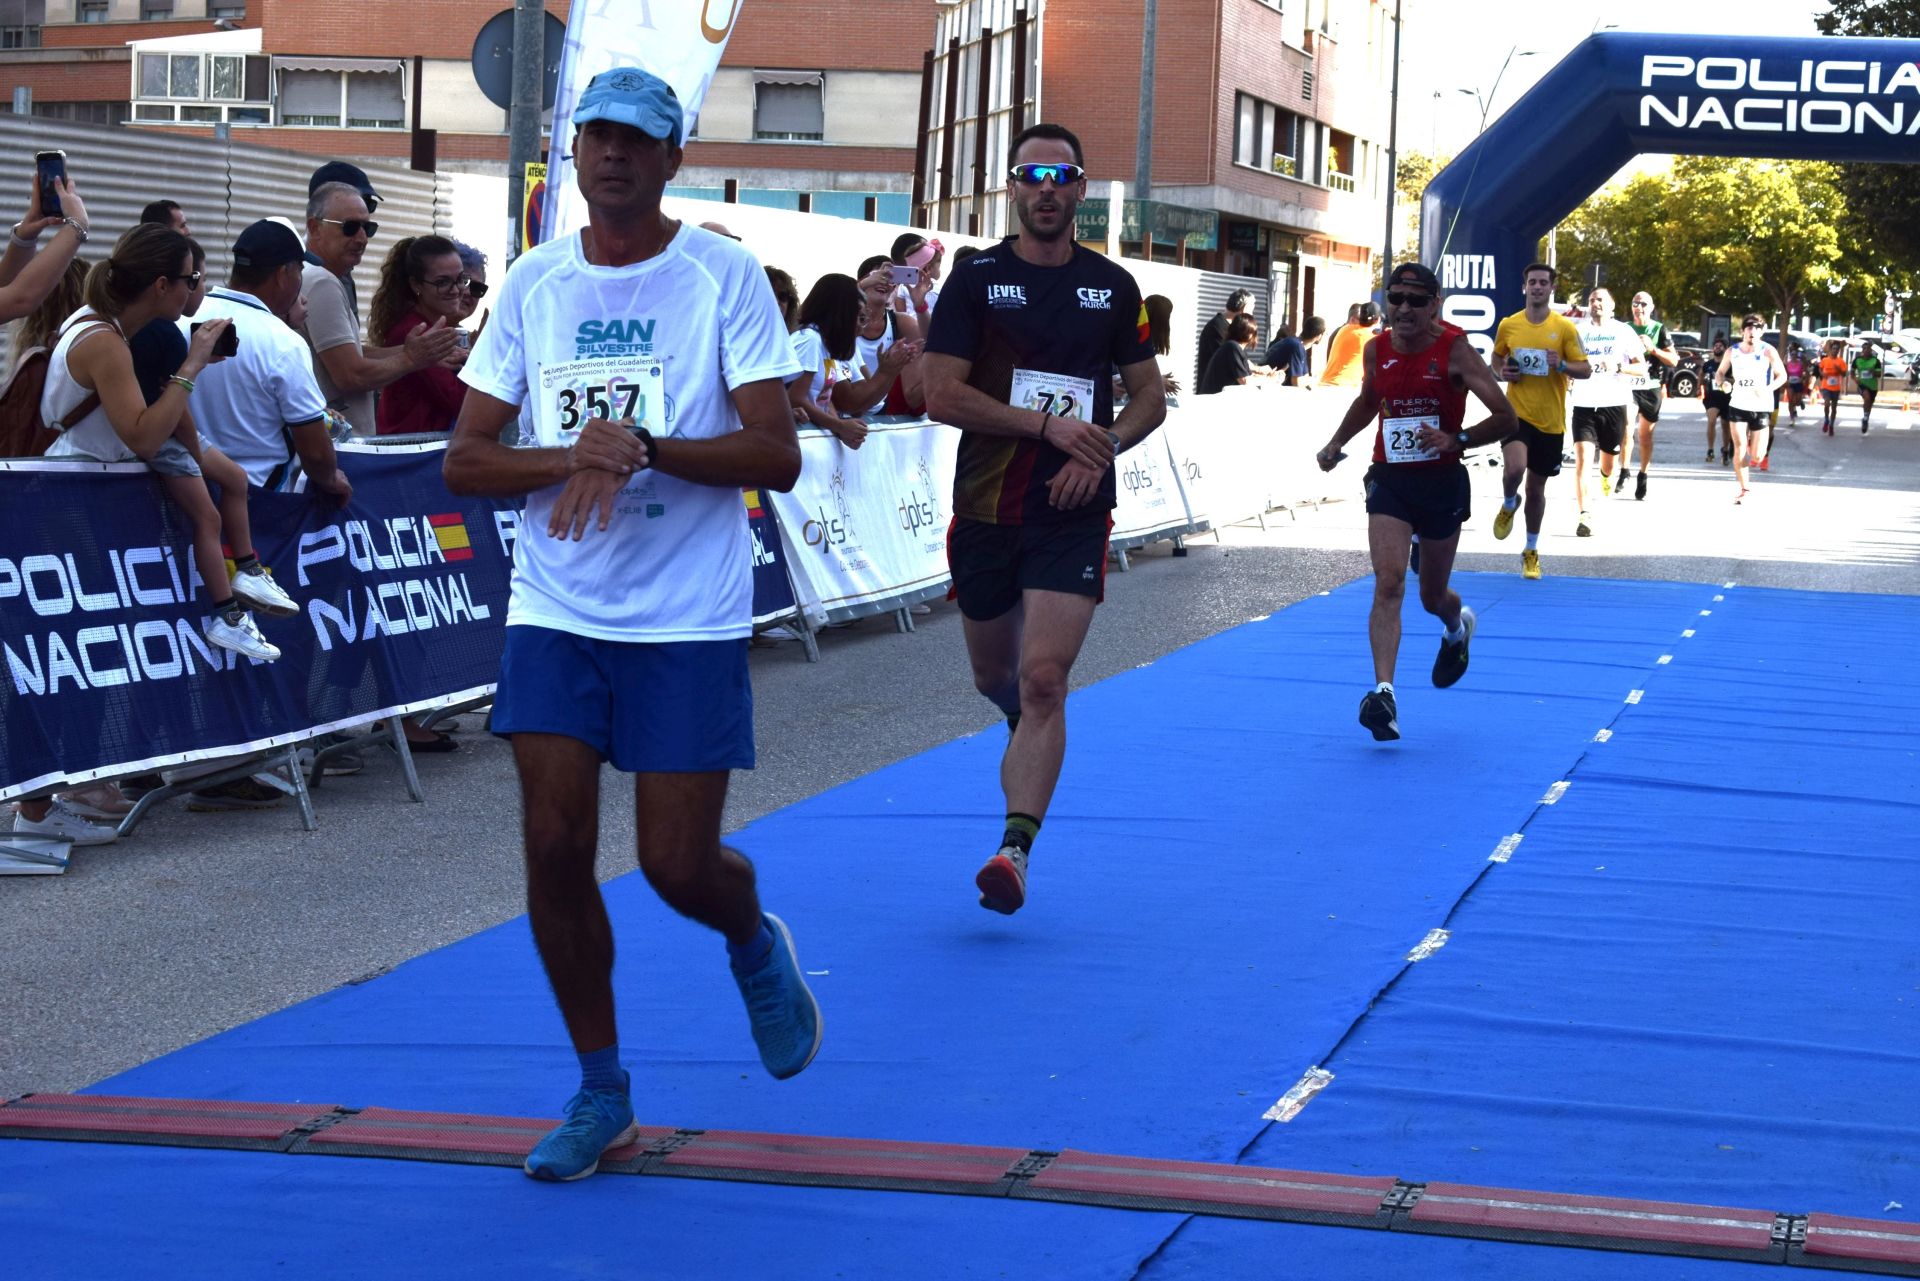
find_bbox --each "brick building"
[0,0,934,216]
[922,0,1404,330]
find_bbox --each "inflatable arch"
[1419,31,1920,353]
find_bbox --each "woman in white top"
[1714,313,1787,504]
[43,223,292,659]
[786,273,919,450]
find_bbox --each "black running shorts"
[1632,389,1662,423]
[1726,407,1769,429]
[1704,388,1731,412]
[1503,419,1565,478]
[947,513,1111,621]
[1571,405,1627,452]
[1364,462,1471,541]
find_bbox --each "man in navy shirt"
[923,123,1166,916]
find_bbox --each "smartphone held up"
[191,320,240,360]
[35,150,66,219]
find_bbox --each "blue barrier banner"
[0,444,517,801]
[744,487,797,625]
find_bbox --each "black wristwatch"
[1455,430,1472,448]
[628,422,656,467]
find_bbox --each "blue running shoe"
[733,913,823,1080]
[523,1074,639,1182]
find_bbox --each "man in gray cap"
[444,65,818,1183]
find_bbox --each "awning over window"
[273,56,405,75]
[752,69,822,87]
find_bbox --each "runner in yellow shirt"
[1490,263,1590,580]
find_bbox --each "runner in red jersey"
[1315,262,1514,742]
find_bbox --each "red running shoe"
[976,844,1029,915]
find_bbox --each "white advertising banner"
[1109,432,1195,548]
[769,421,959,624]
[542,0,744,244]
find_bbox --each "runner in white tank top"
[1714,314,1786,503]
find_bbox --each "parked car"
[1664,331,1708,398]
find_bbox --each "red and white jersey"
[1370,324,1467,468]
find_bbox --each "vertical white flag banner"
[541,0,744,245]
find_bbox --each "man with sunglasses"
[1625,292,1677,499]
[922,123,1166,916]
[1315,263,1513,741]
[300,181,459,435]
[1490,263,1590,580]
[444,66,818,1184]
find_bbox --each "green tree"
[1545,157,1912,347]
[1818,1,1920,264]
[1391,151,1450,271]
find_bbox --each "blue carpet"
[3,574,1911,1278]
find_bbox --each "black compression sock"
[1002,812,1041,854]
[232,553,260,574]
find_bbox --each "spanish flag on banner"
[429,513,474,562]
[743,489,765,519]
[1137,301,1151,346]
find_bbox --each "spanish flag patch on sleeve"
[1137,301,1151,346]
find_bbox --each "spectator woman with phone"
[42,222,292,661]
[370,235,473,436]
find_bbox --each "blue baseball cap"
[572,66,685,146]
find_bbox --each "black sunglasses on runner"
[1009,162,1085,186]
[1385,290,1433,308]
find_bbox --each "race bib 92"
[1512,347,1552,377]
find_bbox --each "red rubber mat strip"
[659,1129,1030,1188]
[1412,1181,1782,1253]
[301,1107,676,1167]
[1804,1213,1920,1268]
[6,1094,1918,1276]
[1023,1148,1397,1221]
[0,1093,336,1147]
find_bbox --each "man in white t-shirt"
[444,66,819,1184]
[1567,287,1645,537]
[185,220,350,499]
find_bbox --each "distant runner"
[1490,263,1591,580]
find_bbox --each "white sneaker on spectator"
[231,565,298,618]
[12,800,119,846]
[206,612,281,662]
[57,781,133,819]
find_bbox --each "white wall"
[823,71,919,147]
[421,59,505,135]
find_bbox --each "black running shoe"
[1635,471,1648,500]
[1358,688,1400,741]
[1431,607,1476,689]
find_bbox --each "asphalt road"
[4,398,1916,1100]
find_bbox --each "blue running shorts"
[491,625,754,773]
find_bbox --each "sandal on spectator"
[402,730,459,753]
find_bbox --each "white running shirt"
[1570,318,1640,409]
[1727,345,1778,413]
[459,225,800,642]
